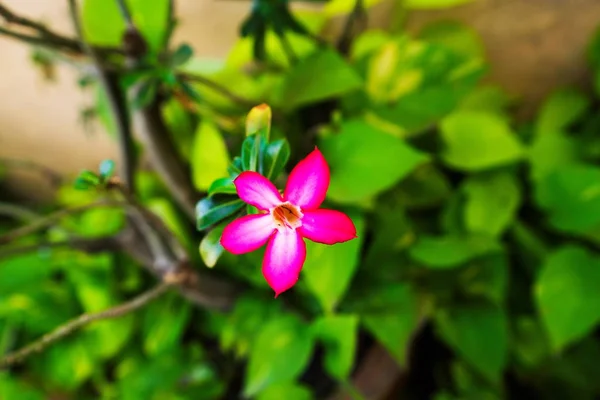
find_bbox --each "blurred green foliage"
[3,0,600,399]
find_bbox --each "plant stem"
[0,283,171,368]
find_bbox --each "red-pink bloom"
[220,148,357,297]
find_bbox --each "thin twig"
[114,0,134,26]
[0,200,127,245]
[0,283,171,368]
[178,73,257,107]
[0,202,39,222]
[0,235,120,259]
[68,0,136,189]
[0,158,63,187]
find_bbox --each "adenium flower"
[220,148,357,296]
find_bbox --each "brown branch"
[0,158,64,188]
[0,202,40,222]
[0,282,171,368]
[179,73,257,107]
[0,235,120,259]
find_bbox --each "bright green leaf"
[441,111,525,171]
[320,119,428,203]
[0,373,45,400]
[462,172,521,236]
[208,177,237,196]
[435,304,508,382]
[312,314,358,379]
[535,88,589,135]
[143,292,191,356]
[302,214,364,313]
[279,49,362,110]
[191,120,230,191]
[146,197,190,248]
[409,234,502,269]
[418,20,484,59]
[257,383,313,400]
[535,245,600,352]
[404,0,474,9]
[199,223,227,268]
[528,131,581,182]
[244,315,314,397]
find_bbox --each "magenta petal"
[262,229,306,296]
[234,171,283,210]
[298,209,357,245]
[284,147,330,210]
[220,214,276,254]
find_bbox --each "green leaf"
[263,139,291,180]
[98,159,116,180]
[74,169,100,190]
[534,164,600,234]
[462,172,521,236]
[244,315,315,397]
[208,177,238,196]
[435,304,508,382]
[535,245,600,352]
[528,130,581,182]
[279,48,362,110]
[418,21,484,59]
[162,98,195,161]
[404,0,474,9]
[199,223,227,268]
[302,214,364,313]
[131,77,158,109]
[409,235,502,269]
[312,314,358,379]
[171,43,194,67]
[535,88,589,135]
[241,134,266,173]
[196,197,244,230]
[191,120,230,191]
[0,373,45,400]
[0,254,53,295]
[361,284,420,364]
[320,119,428,203]
[146,197,190,247]
[77,208,125,237]
[82,0,169,53]
[42,338,96,389]
[143,292,191,356]
[441,111,525,171]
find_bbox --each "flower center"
[271,202,303,229]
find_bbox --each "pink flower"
[220,148,357,297]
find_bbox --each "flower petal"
[298,209,357,245]
[234,171,283,210]
[263,229,306,297]
[284,147,330,210]
[220,214,276,254]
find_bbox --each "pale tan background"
[1,0,599,193]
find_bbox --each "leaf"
[196,197,244,231]
[256,383,313,400]
[246,103,272,139]
[82,0,169,52]
[263,139,291,180]
[171,43,194,67]
[0,254,53,295]
[320,119,428,203]
[361,284,420,364]
[146,197,190,247]
[404,0,474,9]
[462,172,521,236]
[535,88,589,135]
[435,304,508,382]
[302,214,364,313]
[418,21,484,59]
[143,292,191,356]
[534,164,600,234]
[162,98,195,161]
[0,373,45,400]
[208,177,238,196]
[244,315,315,397]
[98,159,116,180]
[528,130,581,182]
[441,111,525,171]
[312,314,358,379]
[77,208,125,237]
[279,48,362,110]
[241,134,266,173]
[409,235,502,269]
[535,245,600,352]
[131,77,158,109]
[191,120,230,191]
[42,338,96,389]
[199,222,227,268]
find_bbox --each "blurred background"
[2,0,600,399]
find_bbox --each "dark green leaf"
[208,177,237,196]
[74,170,100,190]
[435,304,508,382]
[279,48,363,110]
[263,139,291,180]
[244,315,315,397]
[131,78,158,109]
[312,314,358,379]
[171,43,194,67]
[320,119,428,204]
[409,234,502,269]
[241,134,266,173]
[196,196,244,230]
[535,245,600,352]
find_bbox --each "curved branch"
[0,283,171,368]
